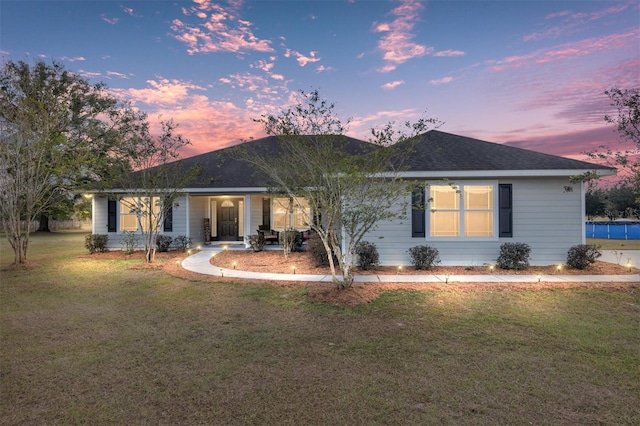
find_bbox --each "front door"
[217,199,238,240]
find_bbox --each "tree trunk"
[9,233,28,264]
[37,214,50,232]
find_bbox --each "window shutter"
[163,205,173,232]
[411,188,426,238]
[107,199,117,232]
[262,198,271,227]
[499,184,513,237]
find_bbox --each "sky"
[1,0,638,162]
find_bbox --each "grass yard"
[1,233,639,425]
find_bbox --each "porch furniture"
[257,225,279,244]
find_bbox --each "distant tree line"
[585,183,639,221]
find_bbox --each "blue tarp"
[585,222,640,240]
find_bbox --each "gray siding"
[188,196,208,246]
[93,195,190,250]
[250,195,264,235]
[366,178,583,266]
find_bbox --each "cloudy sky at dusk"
[1,0,638,160]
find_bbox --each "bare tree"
[102,119,200,263]
[232,90,441,289]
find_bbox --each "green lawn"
[1,233,639,425]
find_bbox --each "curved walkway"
[180,247,640,283]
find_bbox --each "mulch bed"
[78,249,639,306]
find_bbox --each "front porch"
[187,194,313,249]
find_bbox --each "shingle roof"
[180,135,376,189]
[396,130,614,172]
[169,131,614,189]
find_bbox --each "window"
[119,197,161,232]
[429,184,495,238]
[272,197,311,230]
[120,197,139,231]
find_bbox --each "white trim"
[185,195,190,240]
[580,183,586,244]
[91,197,96,234]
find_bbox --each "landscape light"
[197,245,201,251]
[537,274,541,283]
[445,274,450,284]
[627,261,632,271]
[223,245,228,251]
[187,249,192,255]
[292,265,296,274]
[232,261,237,269]
[397,265,403,273]
[220,269,224,277]
[557,264,562,271]
[489,265,494,271]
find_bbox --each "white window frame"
[426,181,499,241]
[272,197,311,231]
[118,196,162,233]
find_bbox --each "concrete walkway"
[180,247,640,283]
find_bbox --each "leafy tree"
[605,183,638,219]
[0,59,131,264]
[232,90,440,289]
[102,119,200,263]
[585,189,606,220]
[584,88,640,203]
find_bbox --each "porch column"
[244,194,252,247]
[185,195,191,241]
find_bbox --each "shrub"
[172,235,192,252]
[85,234,108,254]
[408,245,441,270]
[156,235,173,252]
[496,242,531,270]
[307,234,335,267]
[121,231,139,255]
[356,241,380,270]
[279,229,304,258]
[566,244,601,269]
[246,234,265,252]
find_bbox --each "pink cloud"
[61,56,85,62]
[525,3,630,41]
[492,29,639,71]
[316,65,335,73]
[106,71,129,79]
[433,49,465,57]
[101,15,119,25]
[374,0,430,65]
[382,80,404,90]
[429,76,453,85]
[502,125,633,164]
[111,78,206,106]
[170,3,273,55]
[284,49,321,67]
